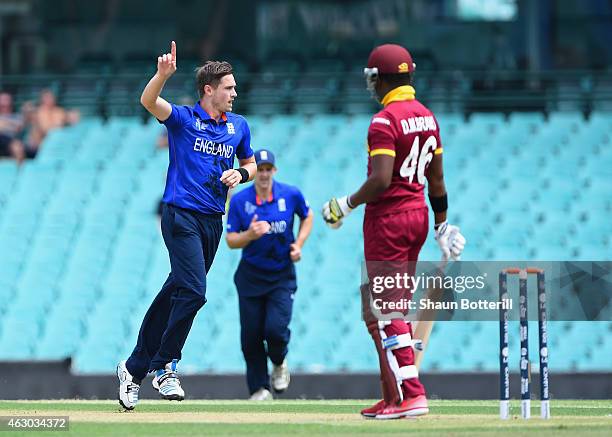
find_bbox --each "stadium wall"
[3,360,610,400]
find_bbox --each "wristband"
[346,195,355,209]
[237,167,249,184]
[429,193,448,213]
[434,220,447,232]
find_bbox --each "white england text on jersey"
[193,138,234,158]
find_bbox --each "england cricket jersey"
[161,103,253,214]
[226,181,310,271]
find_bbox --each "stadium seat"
[507,112,545,131]
[587,111,612,132]
[469,112,506,133]
[0,111,609,375]
[436,113,465,134]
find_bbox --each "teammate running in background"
[226,149,313,400]
[117,41,256,410]
[322,44,465,419]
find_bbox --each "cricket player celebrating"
[226,149,313,400]
[322,44,466,419]
[117,41,256,410]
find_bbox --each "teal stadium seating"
[0,111,610,374]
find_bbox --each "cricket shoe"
[360,399,386,418]
[271,359,290,393]
[117,360,140,410]
[374,395,429,420]
[152,359,185,401]
[249,388,273,401]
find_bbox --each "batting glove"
[434,221,466,261]
[322,195,353,229]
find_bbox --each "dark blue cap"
[254,149,275,167]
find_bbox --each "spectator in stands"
[226,149,313,400]
[25,89,80,158]
[0,92,25,163]
[7,136,26,165]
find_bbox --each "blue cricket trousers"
[126,203,222,381]
[234,260,296,394]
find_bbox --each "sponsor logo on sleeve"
[372,117,391,126]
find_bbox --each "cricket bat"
[413,258,448,369]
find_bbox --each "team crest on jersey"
[278,198,286,212]
[195,119,207,131]
[398,62,409,73]
[244,201,257,215]
[227,122,235,134]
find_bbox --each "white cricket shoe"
[249,388,273,401]
[271,359,290,393]
[117,360,140,410]
[152,359,185,401]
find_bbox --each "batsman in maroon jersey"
[323,44,466,419]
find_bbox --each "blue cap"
[254,149,275,167]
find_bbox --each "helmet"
[364,44,416,93]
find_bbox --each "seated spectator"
[0,92,24,162]
[25,89,80,158]
[8,136,26,165]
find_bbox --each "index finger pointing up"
[171,41,176,60]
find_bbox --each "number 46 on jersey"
[399,135,438,185]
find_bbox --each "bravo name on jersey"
[366,87,443,216]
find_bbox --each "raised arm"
[140,41,177,121]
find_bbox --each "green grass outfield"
[0,399,610,436]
